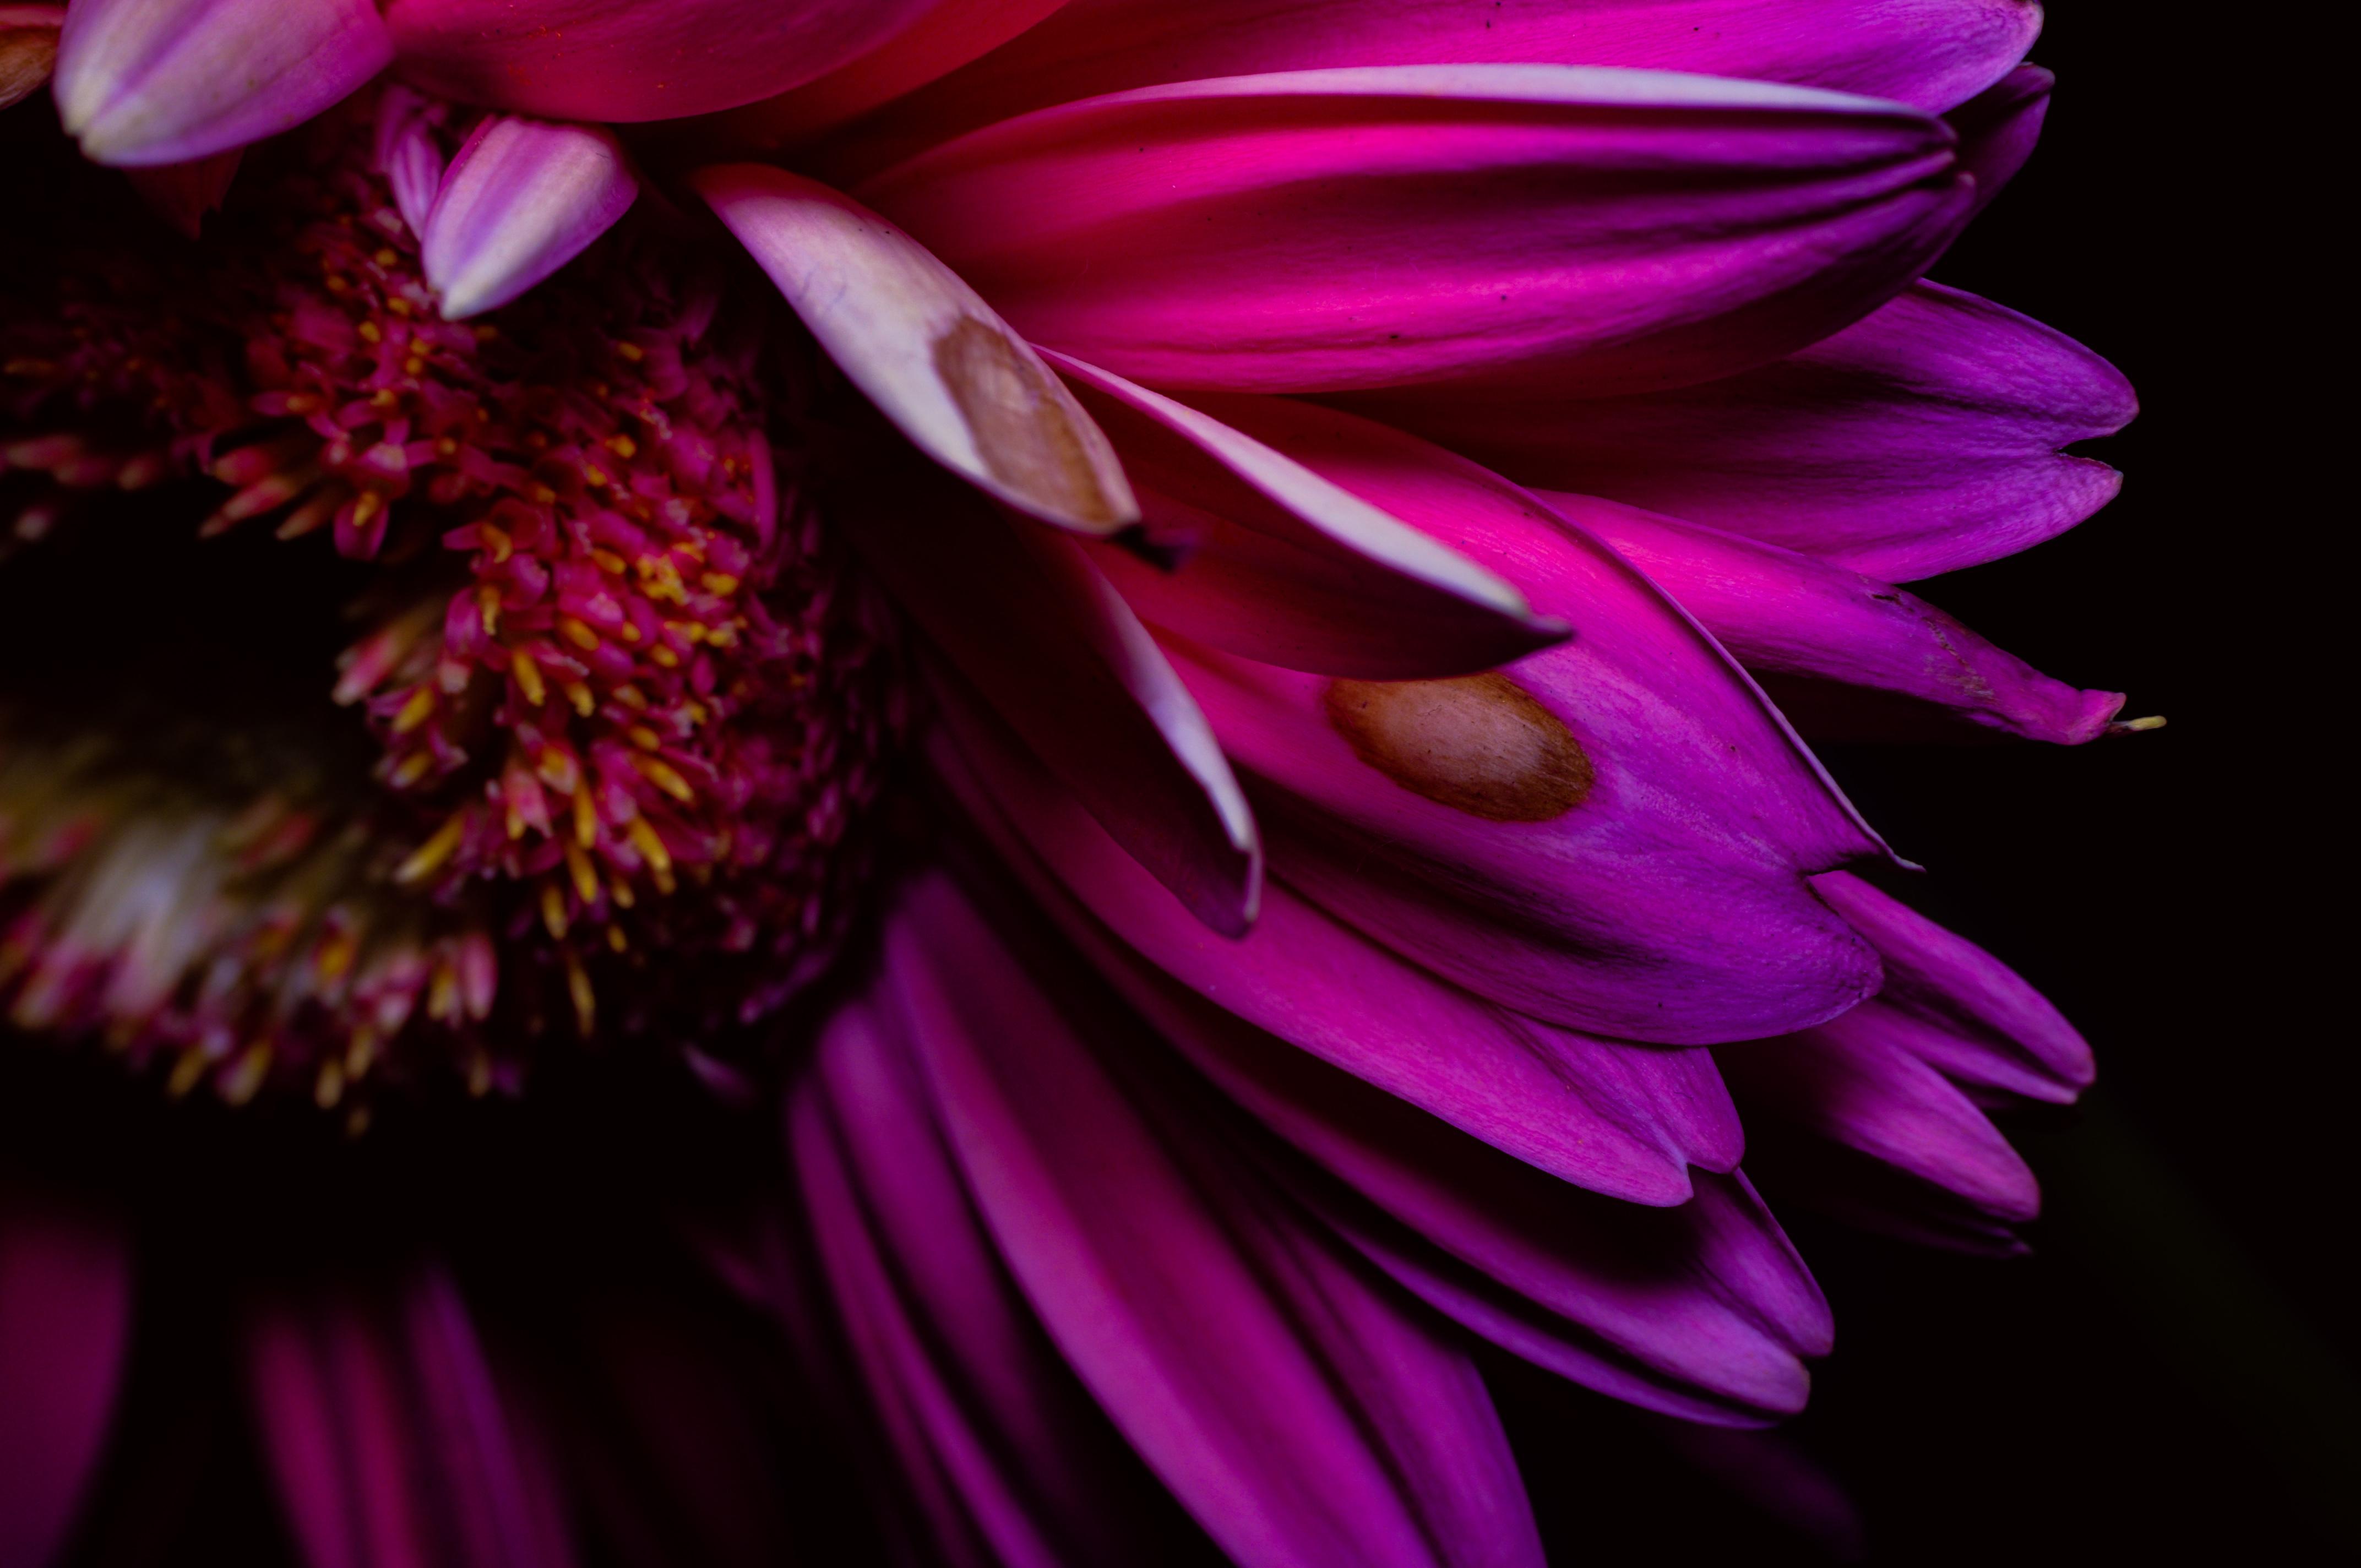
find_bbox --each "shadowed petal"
[54,0,390,166]
[421,116,638,321]
[1547,491,2126,743]
[856,66,1971,397]
[697,165,1136,536]
[1047,352,1564,677]
[839,465,1257,933]
[879,872,1546,1568]
[0,5,63,112]
[373,84,447,239]
[1350,281,2135,581]
[833,0,2041,175]
[1950,63,2052,219]
[124,148,241,238]
[0,1188,132,1568]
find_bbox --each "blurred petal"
[880,872,1546,1568]
[837,0,2041,174]
[1048,352,1564,677]
[1131,396,1886,1042]
[0,1188,132,1568]
[373,83,447,239]
[55,0,390,166]
[385,0,951,122]
[1950,63,2052,219]
[123,147,241,238]
[1353,281,2135,581]
[421,116,638,320]
[857,66,1970,396]
[0,4,62,112]
[839,466,1258,933]
[1547,491,2126,743]
[697,165,1136,535]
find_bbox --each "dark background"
[1506,4,2354,1559]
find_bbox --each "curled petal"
[0,1189,133,1568]
[839,466,1257,934]
[837,0,2042,174]
[696,165,1136,536]
[422,116,638,320]
[54,0,390,166]
[1048,352,1564,677]
[1549,491,2126,743]
[384,0,949,123]
[0,5,63,113]
[1352,281,2135,581]
[857,65,1971,396]
[373,84,447,240]
[1950,63,2052,219]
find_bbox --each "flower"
[0,2,2143,1565]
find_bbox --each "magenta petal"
[1549,492,2126,744]
[838,468,1259,934]
[1950,63,2053,220]
[373,84,446,240]
[878,873,1546,1568]
[420,115,638,320]
[841,0,2040,181]
[1352,281,2134,582]
[0,1188,132,1568]
[857,65,1970,398]
[384,0,946,122]
[53,0,390,166]
[1047,352,1566,678]
[1815,870,2096,1102]
[123,147,241,238]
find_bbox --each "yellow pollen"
[572,786,598,849]
[559,616,601,651]
[583,466,609,488]
[633,755,695,804]
[613,684,648,710]
[386,298,414,319]
[351,490,384,527]
[357,320,382,344]
[389,750,434,788]
[615,341,644,362]
[537,745,579,793]
[627,726,661,751]
[478,585,502,636]
[618,622,641,645]
[394,809,470,885]
[427,961,461,1023]
[567,957,596,1037]
[649,645,680,668]
[607,434,637,459]
[314,929,357,984]
[591,548,627,575]
[390,685,436,735]
[480,523,513,562]
[404,356,428,377]
[541,883,571,939]
[510,648,547,706]
[628,818,676,892]
[564,681,595,717]
[607,925,629,954]
[608,878,634,910]
[314,1059,346,1109]
[700,573,740,596]
[563,839,600,903]
[506,799,527,840]
[373,247,399,266]
[220,1042,273,1107]
[529,483,558,505]
[166,1046,212,1098]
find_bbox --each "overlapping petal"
[857,65,1973,398]
[0,1189,132,1568]
[0,4,62,112]
[421,115,639,321]
[1949,63,2052,218]
[53,0,390,166]
[1354,281,2134,581]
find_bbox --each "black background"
[1505,4,2354,1559]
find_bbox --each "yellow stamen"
[564,681,595,717]
[607,925,628,954]
[632,755,695,804]
[541,883,570,939]
[314,1059,346,1109]
[391,685,436,735]
[564,839,600,905]
[510,647,546,706]
[627,726,661,752]
[700,572,740,596]
[219,1042,273,1107]
[389,750,435,788]
[627,818,675,894]
[559,616,600,652]
[567,957,596,1037]
[572,785,598,849]
[394,809,469,885]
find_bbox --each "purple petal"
[1119,396,1886,1042]
[1950,63,2052,220]
[123,146,241,238]
[1047,351,1567,678]
[1350,281,2135,582]
[835,0,2041,181]
[373,84,447,240]
[1547,491,2126,743]
[877,872,1546,1568]
[1,5,64,113]
[1815,870,2096,1102]
[421,115,638,320]
[54,0,390,166]
[855,65,1971,397]
[838,466,1260,934]
[0,1188,132,1568]
[694,165,1138,536]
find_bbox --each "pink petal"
[1951,63,2052,220]
[1125,395,1887,1042]
[421,115,638,320]
[384,0,949,123]
[0,1188,132,1568]
[1046,352,1564,677]
[856,65,1971,396]
[54,0,390,166]
[1350,281,2135,582]
[1815,870,2096,1102]
[838,466,1258,933]
[695,165,1136,536]
[123,146,241,238]
[878,872,1547,1568]
[1546,491,2127,744]
[0,5,63,113]
[373,84,447,239]
[835,0,2040,175]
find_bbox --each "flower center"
[0,107,904,1120]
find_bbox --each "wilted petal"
[1950,63,2052,219]
[0,4,63,112]
[1548,491,2126,743]
[1047,352,1563,677]
[1353,281,2135,581]
[879,873,1546,1568]
[421,116,638,321]
[384,0,949,123]
[837,0,2041,174]
[1815,870,2096,1102]
[697,165,1136,535]
[857,66,1970,397]
[124,147,241,238]
[373,84,446,239]
[55,0,390,166]
[0,1189,132,1568]
[839,466,1257,934]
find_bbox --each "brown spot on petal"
[931,315,1129,528]
[0,19,61,113]
[1325,674,1592,822]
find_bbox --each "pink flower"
[0,2,2144,1563]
